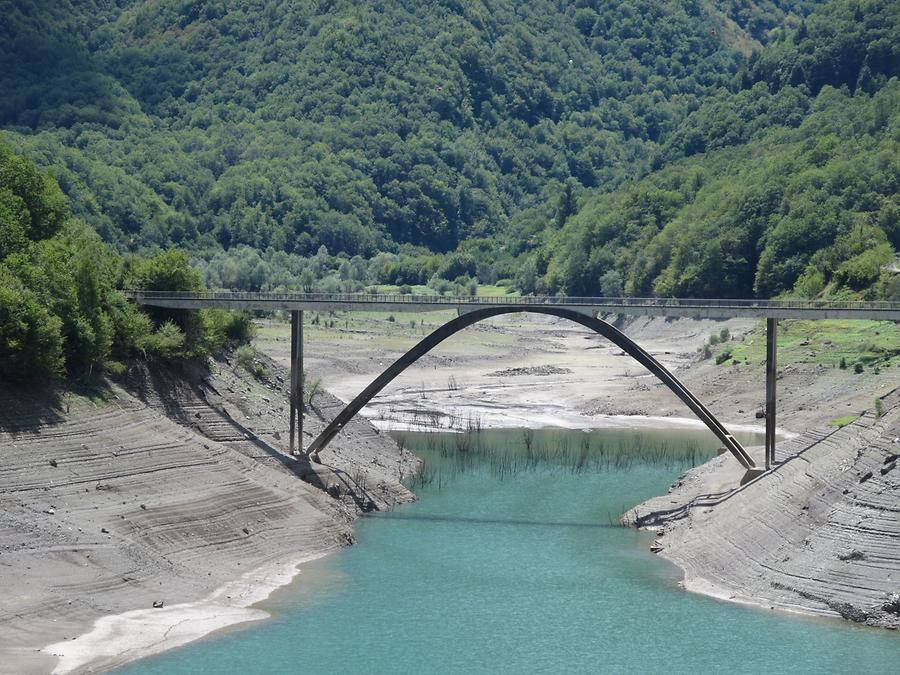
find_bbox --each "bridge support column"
[289,310,304,456]
[765,318,777,470]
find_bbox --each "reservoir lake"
[119,427,900,674]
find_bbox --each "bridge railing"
[119,289,900,313]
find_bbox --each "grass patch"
[476,284,519,297]
[729,319,900,370]
[234,345,269,380]
[830,415,858,427]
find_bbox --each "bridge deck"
[122,291,900,321]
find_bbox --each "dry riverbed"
[0,356,417,674]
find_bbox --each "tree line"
[0,142,252,381]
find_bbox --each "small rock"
[101,527,109,534]
[880,461,895,476]
[242,527,251,535]
[195,412,201,419]
[81,444,88,450]
[859,471,873,483]
[882,593,900,615]
[140,504,147,510]
[152,600,164,609]
[837,549,865,561]
[48,459,58,467]
[44,508,55,515]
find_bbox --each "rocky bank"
[626,386,900,629]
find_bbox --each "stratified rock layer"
[627,388,900,628]
[0,354,418,673]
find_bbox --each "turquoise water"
[120,428,900,674]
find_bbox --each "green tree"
[0,268,64,380]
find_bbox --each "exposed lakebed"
[119,428,900,674]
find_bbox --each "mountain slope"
[527,0,899,299]
[1,0,814,256]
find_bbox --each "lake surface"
[120,428,900,674]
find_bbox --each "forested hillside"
[0,142,253,380]
[2,0,813,255]
[1,0,897,303]
[526,0,900,299]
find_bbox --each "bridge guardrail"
[119,289,900,314]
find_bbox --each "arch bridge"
[123,291,900,484]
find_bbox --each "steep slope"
[626,387,900,629]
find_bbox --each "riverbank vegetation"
[0,144,252,381]
[397,426,718,491]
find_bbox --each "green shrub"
[143,320,186,359]
[204,310,255,351]
[834,244,894,290]
[715,348,733,365]
[234,344,268,379]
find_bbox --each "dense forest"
[2,1,819,252]
[0,142,253,380]
[527,0,900,299]
[1,0,899,371]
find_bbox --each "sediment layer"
[626,388,900,629]
[0,353,418,674]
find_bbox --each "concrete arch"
[306,307,757,472]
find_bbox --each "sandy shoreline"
[44,550,334,674]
